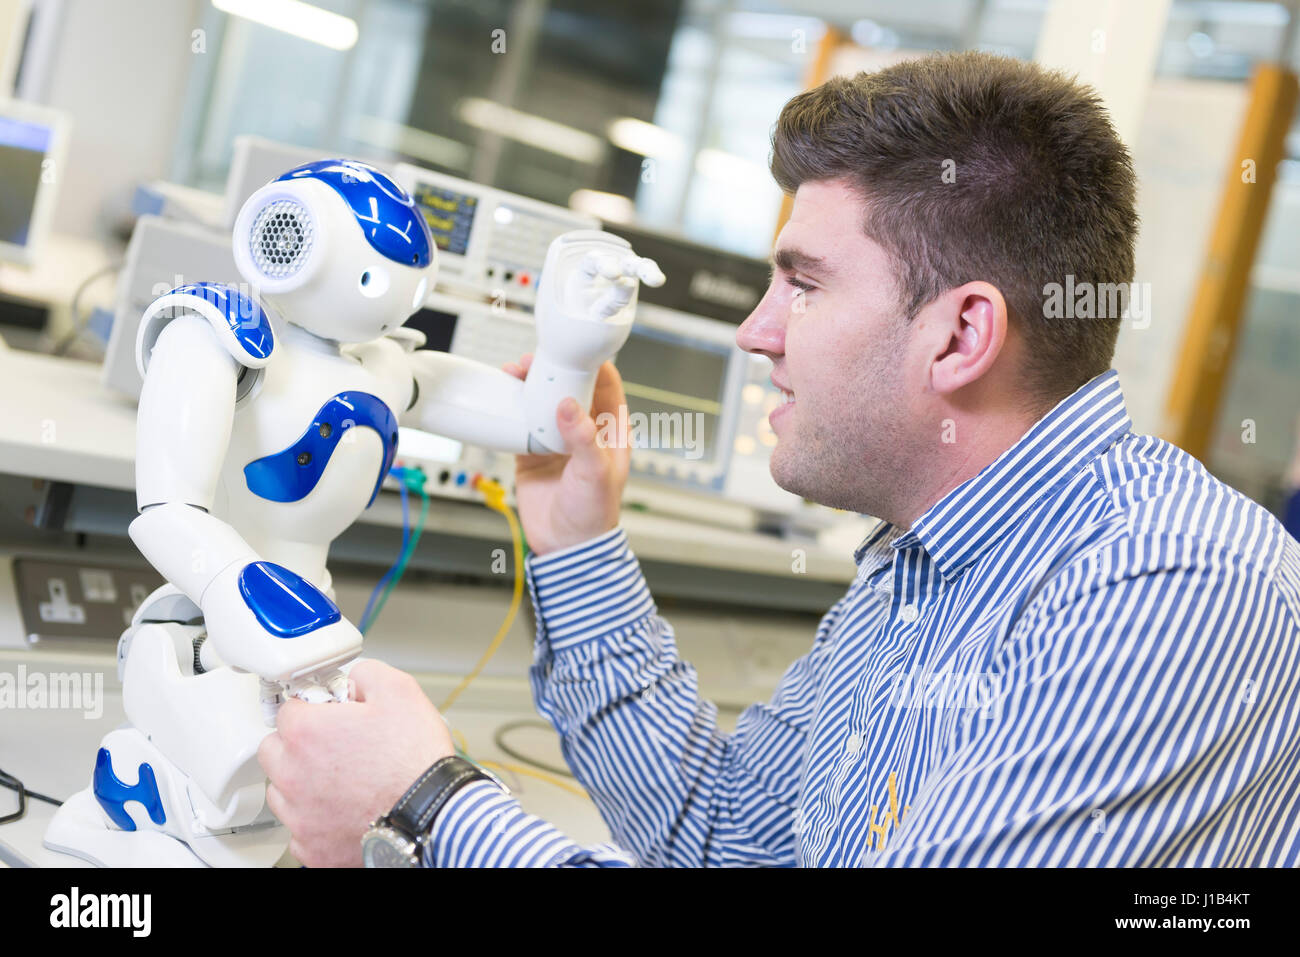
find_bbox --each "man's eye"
[786,276,814,293]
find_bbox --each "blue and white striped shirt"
[426,370,1300,867]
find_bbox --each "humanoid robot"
[43,159,663,867]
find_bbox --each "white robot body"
[221,323,410,580]
[46,158,662,867]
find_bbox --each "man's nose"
[736,287,786,359]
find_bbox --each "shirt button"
[845,733,862,755]
[900,603,919,623]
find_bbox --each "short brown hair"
[770,51,1137,406]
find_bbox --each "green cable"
[365,468,429,632]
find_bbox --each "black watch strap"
[386,756,492,840]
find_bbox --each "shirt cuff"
[525,526,656,652]
[422,779,572,868]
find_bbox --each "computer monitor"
[0,99,67,265]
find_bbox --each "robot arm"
[405,230,664,455]
[130,289,359,706]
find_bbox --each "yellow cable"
[437,477,524,714]
[441,482,587,801]
[477,759,590,800]
[451,727,470,756]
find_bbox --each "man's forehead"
[775,181,881,271]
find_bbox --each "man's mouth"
[770,378,795,430]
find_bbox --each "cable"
[437,476,525,714]
[492,718,575,779]
[52,261,122,356]
[363,466,430,633]
[0,766,62,826]
[360,476,410,634]
[477,759,588,799]
[22,787,61,807]
[0,771,24,827]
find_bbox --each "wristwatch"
[362,756,508,867]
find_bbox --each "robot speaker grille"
[250,200,314,279]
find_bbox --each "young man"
[260,51,1300,867]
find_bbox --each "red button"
[518,274,530,286]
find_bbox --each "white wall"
[21,0,203,240]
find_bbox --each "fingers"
[501,353,534,381]
[554,397,611,479]
[591,361,626,417]
[348,658,413,703]
[257,730,287,777]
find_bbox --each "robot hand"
[570,245,665,320]
[521,231,664,454]
[407,230,664,457]
[198,558,361,722]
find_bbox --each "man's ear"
[923,281,1008,395]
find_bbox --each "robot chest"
[236,390,400,509]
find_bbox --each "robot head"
[232,159,436,343]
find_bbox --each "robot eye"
[358,267,391,299]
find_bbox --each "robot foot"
[44,790,207,868]
[44,790,293,868]
[43,729,292,868]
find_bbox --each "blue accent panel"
[132,185,166,217]
[168,282,275,362]
[92,748,166,832]
[242,391,398,506]
[275,159,433,268]
[237,562,342,638]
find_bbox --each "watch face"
[363,828,418,868]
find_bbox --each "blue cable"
[360,473,410,633]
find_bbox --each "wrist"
[528,524,624,562]
[362,756,508,868]
[526,528,655,651]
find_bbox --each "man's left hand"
[258,658,455,867]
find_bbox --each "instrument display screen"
[411,182,477,257]
[617,325,730,466]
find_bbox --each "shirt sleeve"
[520,527,847,867]
[422,780,636,867]
[867,537,1300,867]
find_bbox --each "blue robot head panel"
[275,160,433,269]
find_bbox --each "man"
[259,51,1300,867]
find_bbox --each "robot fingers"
[629,255,666,288]
[591,279,636,319]
[580,251,664,288]
[582,251,624,281]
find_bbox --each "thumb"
[347,658,407,703]
[554,397,606,476]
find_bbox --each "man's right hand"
[501,354,630,556]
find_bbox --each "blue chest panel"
[238,561,341,638]
[93,748,166,832]
[243,392,398,506]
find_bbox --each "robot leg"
[45,589,291,867]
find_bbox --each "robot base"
[44,790,291,868]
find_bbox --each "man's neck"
[890,407,1040,530]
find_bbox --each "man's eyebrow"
[772,247,832,277]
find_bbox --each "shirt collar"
[853,370,1132,580]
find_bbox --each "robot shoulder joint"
[136,282,276,379]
